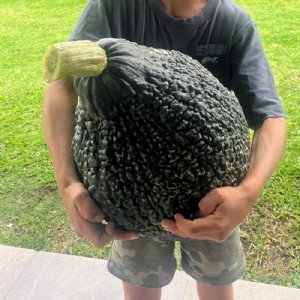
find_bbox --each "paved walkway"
[0,245,299,300]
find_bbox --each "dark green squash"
[45,38,251,236]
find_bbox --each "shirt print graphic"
[195,44,226,65]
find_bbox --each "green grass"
[0,0,299,288]
[235,0,300,287]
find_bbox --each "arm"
[161,117,287,242]
[43,78,139,248]
[239,117,287,203]
[43,78,81,190]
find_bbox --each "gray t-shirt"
[69,0,285,129]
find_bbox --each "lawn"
[0,0,299,288]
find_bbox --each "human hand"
[62,182,140,248]
[161,186,255,242]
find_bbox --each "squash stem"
[43,40,107,83]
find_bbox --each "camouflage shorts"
[107,228,245,288]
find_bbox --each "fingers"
[161,214,194,238]
[105,221,115,237]
[172,213,213,236]
[113,229,140,241]
[74,215,139,248]
[198,189,223,217]
[73,192,104,223]
[64,183,140,247]
[162,213,228,242]
[105,222,140,241]
[70,205,109,248]
[64,188,109,247]
[161,215,189,238]
[174,214,224,240]
[82,221,111,248]
[161,187,250,242]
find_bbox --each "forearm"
[240,117,287,203]
[43,77,80,192]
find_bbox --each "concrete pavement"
[1,245,299,300]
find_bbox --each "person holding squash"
[43,0,287,299]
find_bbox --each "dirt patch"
[33,185,57,198]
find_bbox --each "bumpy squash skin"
[72,38,251,236]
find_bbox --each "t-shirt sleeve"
[69,0,111,41]
[230,19,285,129]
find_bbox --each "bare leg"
[123,281,162,300]
[196,282,234,300]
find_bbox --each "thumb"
[75,196,104,223]
[198,190,222,217]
